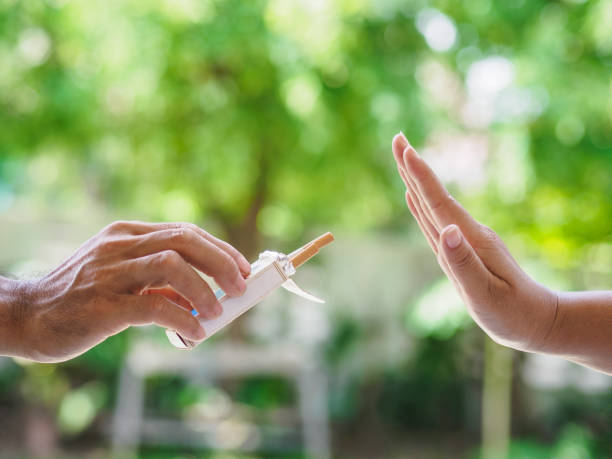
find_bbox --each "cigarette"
[289,232,335,268]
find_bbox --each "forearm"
[0,276,25,358]
[538,291,612,374]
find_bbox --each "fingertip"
[191,322,206,341]
[238,256,251,277]
[214,250,247,296]
[196,299,223,320]
[223,271,246,297]
[402,145,420,170]
[393,132,407,148]
[392,133,408,164]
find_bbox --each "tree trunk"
[481,338,513,459]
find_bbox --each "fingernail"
[445,226,462,249]
[214,302,223,317]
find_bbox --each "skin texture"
[0,221,251,363]
[393,132,612,374]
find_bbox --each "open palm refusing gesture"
[392,133,558,353]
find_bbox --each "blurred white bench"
[111,339,330,458]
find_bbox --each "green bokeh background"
[1,0,612,457]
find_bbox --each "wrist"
[524,287,561,354]
[0,276,30,359]
[535,290,612,359]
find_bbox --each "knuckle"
[487,276,511,301]
[101,222,117,234]
[479,224,499,244]
[72,259,96,283]
[104,220,130,234]
[170,227,197,245]
[453,248,473,269]
[144,295,166,322]
[99,289,120,304]
[150,296,166,316]
[429,198,444,212]
[168,228,185,243]
[429,193,451,212]
[157,250,183,270]
[171,221,198,233]
[183,222,202,234]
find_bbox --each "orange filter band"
[289,232,335,269]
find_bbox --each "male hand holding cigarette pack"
[0,222,334,362]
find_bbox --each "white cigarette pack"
[166,233,334,350]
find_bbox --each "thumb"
[440,224,490,300]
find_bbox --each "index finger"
[127,222,251,277]
[126,228,246,297]
[150,223,251,277]
[402,145,479,236]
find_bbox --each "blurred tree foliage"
[2,0,612,456]
[0,0,423,255]
[1,0,612,262]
